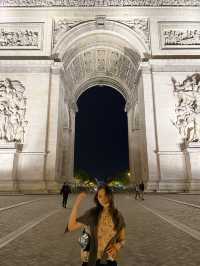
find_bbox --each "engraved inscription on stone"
[172,74,200,143]
[0,0,200,7]
[0,78,28,143]
[0,23,43,50]
[159,22,200,49]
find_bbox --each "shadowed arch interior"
[74,85,129,180]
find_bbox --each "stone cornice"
[0,0,199,7]
[149,59,200,72]
[0,60,53,73]
[0,60,53,66]
[139,61,152,74]
[51,61,64,74]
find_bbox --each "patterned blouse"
[97,211,116,259]
[76,207,126,266]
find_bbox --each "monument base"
[0,143,18,192]
[185,143,200,192]
[146,181,159,192]
[158,181,189,192]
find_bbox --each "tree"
[109,170,131,186]
[74,169,97,184]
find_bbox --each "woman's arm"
[67,192,87,232]
[115,227,126,250]
[106,227,126,258]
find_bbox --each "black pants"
[62,195,68,208]
[82,260,117,266]
[135,191,140,199]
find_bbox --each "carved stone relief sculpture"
[53,17,149,49]
[83,51,95,74]
[66,48,136,91]
[96,49,106,72]
[53,19,85,47]
[172,73,200,143]
[0,78,28,143]
[115,18,150,48]
[159,22,200,49]
[0,23,43,50]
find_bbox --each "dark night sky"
[74,85,129,180]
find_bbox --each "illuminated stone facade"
[0,3,200,192]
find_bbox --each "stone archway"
[52,18,149,185]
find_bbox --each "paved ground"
[0,193,200,266]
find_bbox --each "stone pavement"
[0,193,200,266]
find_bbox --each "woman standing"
[66,184,126,266]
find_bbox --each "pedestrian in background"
[135,183,140,200]
[60,182,71,208]
[139,181,145,200]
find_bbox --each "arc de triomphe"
[0,1,200,193]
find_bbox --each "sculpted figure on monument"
[163,29,200,46]
[0,28,39,48]
[0,78,27,143]
[172,74,200,143]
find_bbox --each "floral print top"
[76,207,126,266]
[97,211,116,259]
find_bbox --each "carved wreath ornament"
[0,78,28,143]
[172,73,200,143]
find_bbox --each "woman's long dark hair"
[94,184,120,231]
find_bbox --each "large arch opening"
[74,85,129,183]
[54,19,150,187]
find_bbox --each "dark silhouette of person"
[135,183,140,200]
[139,181,145,200]
[60,182,71,208]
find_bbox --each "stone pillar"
[132,129,143,181]
[185,143,200,191]
[140,62,160,191]
[45,62,63,192]
[62,126,70,181]
[126,107,135,184]
[62,105,76,185]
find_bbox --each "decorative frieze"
[159,22,200,49]
[0,0,200,7]
[0,79,28,144]
[0,23,43,50]
[53,17,149,48]
[172,73,200,143]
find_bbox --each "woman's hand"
[106,244,118,259]
[75,192,87,206]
